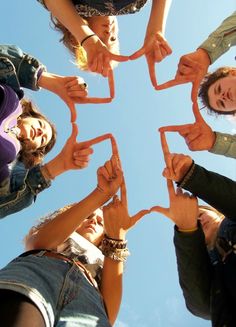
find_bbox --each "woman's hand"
[37,72,88,122]
[97,155,123,198]
[130,31,172,88]
[83,36,129,77]
[103,182,150,239]
[45,123,93,178]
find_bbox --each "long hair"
[198,67,236,116]
[17,99,57,168]
[50,16,119,71]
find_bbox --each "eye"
[41,136,46,146]
[38,120,43,128]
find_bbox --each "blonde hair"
[50,16,119,71]
[198,205,225,221]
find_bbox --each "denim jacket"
[0,45,50,219]
[0,162,51,219]
[0,44,46,99]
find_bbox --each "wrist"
[178,225,198,233]
[196,48,211,66]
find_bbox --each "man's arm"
[174,226,211,319]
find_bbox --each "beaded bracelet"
[100,235,130,262]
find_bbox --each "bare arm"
[26,154,123,250]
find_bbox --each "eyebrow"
[216,99,225,109]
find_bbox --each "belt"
[19,249,98,288]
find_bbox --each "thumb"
[150,206,170,217]
[67,101,77,123]
[129,46,145,60]
[67,123,79,144]
[131,209,151,225]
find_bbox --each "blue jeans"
[0,253,111,327]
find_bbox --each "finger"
[131,209,151,225]
[120,180,128,207]
[109,52,129,62]
[73,147,93,156]
[102,56,111,78]
[192,101,204,123]
[160,132,170,164]
[65,100,77,122]
[160,41,172,56]
[159,124,192,133]
[68,90,88,97]
[73,160,89,168]
[75,97,112,104]
[65,78,87,88]
[166,179,176,201]
[96,53,104,75]
[129,46,145,60]
[146,55,157,88]
[179,56,200,70]
[67,122,79,143]
[97,166,110,181]
[149,205,169,216]
[108,70,115,98]
[153,45,163,62]
[191,71,203,103]
[156,79,188,91]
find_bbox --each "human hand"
[150,179,198,230]
[160,131,193,182]
[103,182,150,239]
[159,102,216,151]
[97,155,124,199]
[156,48,210,101]
[83,36,129,77]
[130,31,172,88]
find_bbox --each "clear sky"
[1,1,236,326]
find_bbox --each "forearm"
[101,258,124,325]
[26,188,110,250]
[178,163,236,219]
[198,11,236,63]
[44,0,93,42]
[0,44,46,90]
[146,0,172,35]
[174,227,211,319]
[209,132,236,159]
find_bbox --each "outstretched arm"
[25,153,123,250]
[101,182,150,324]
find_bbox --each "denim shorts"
[0,253,111,327]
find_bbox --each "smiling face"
[198,208,223,245]
[76,209,104,246]
[208,72,236,113]
[17,116,53,150]
[86,16,119,48]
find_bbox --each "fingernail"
[80,83,88,90]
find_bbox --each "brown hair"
[198,205,225,220]
[17,99,57,168]
[198,67,236,116]
[50,16,119,71]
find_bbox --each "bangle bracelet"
[80,34,96,47]
[178,227,198,233]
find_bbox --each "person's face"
[208,72,236,113]
[76,209,104,246]
[198,209,222,245]
[86,16,118,47]
[18,116,53,150]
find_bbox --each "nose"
[36,128,43,137]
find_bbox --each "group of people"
[0,1,235,326]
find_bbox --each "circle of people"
[0,1,235,326]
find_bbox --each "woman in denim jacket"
[0,44,93,219]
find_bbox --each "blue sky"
[1,1,236,326]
